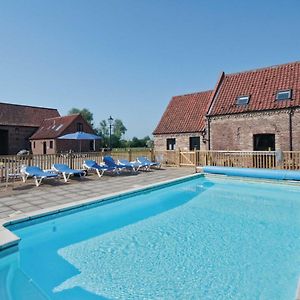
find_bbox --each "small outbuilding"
[30,114,98,154]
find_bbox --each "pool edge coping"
[0,172,201,251]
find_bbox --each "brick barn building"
[154,61,300,152]
[0,102,60,155]
[153,91,213,151]
[30,114,98,154]
[207,61,300,151]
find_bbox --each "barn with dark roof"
[0,102,60,154]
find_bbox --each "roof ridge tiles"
[0,101,58,111]
[172,90,213,98]
[44,114,80,121]
[225,61,300,77]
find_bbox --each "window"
[15,127,19,134]
[49,141,53,149]
[253,134,275,151]
[189,137,200,150]
[236,95,250,105]
[276,89,292,101]
[33,141,35,148]
[90,140,94,151]
[55,124,63,131]
[77,122,83,131]
[43,141,47,155]
[166,138,176,150]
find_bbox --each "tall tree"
[68,108,94,127]
[97,120,109,147]
[98,120,109,137]
[113,119,127,139]
[97,118,127,148]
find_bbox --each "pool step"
[0,251,48,300]
[296,278,300,300]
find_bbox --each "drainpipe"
[207,117,211,150]
[288,108,294,151]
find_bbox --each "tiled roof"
[153,90,213,134]
[0,102,60,127]
[30,114,84,139]
[208,61,300,116]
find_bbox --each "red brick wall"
[31,115,99,154]
[209,109,300,151]
[31,139,55,155]
[31,139,99,154]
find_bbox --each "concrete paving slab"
[0,167,194,221]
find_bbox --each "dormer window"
[276,89,292,101]
[236,95,250,105]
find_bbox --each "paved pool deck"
[0,167,194,221]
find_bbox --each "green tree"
[68,108,94,127]
[97,118,127,148]
[128,136,153,148]
[98,120,109,137]
[97,120,109,147]
[113,119,127,139]
[131,137,139,147]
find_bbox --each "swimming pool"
[1,175,300,299]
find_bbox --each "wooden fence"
[2,149,300,182]
[153,150,300,170]
[0,148,154,181]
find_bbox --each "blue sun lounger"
[83,160,115,177]
[137,156,161,169]
[103,156,134,173]
[52,164,85,182]
[118,159,149,171]
[22,166,59,187]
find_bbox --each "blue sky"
[1,0,300,138]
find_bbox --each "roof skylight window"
[276,89,292,101]
[55,124,63,131]
[236,95,250,105]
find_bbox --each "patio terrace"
[0,167,194,221]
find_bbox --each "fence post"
[28,154,33,167]
[69,153,74,169]
[128,148,132,162]
[150,148,155,162]
[177,148,181,167]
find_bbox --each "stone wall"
[0,125,37,155]
[209,109,300,151]
[154,132,208,152]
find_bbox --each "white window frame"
[276,89,292,101]
[166,138,176,150]
[236,95,250,105]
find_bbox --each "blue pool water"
[1,175,300,299]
